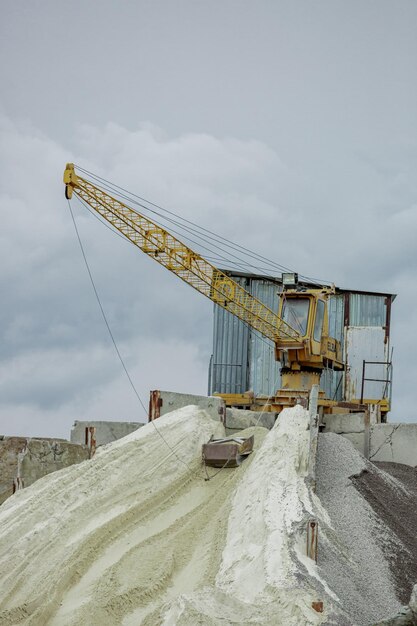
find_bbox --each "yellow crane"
[63,163,344,411]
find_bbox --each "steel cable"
[66,199,198,474]
[74,165,330,287]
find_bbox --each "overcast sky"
[1,1,416,438]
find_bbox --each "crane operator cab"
[275,273,343,392]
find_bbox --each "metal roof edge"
[219,269,397,301]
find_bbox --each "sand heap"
[0,405,344,626]
[1,405,414,625]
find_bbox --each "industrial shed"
[208,271,395,410]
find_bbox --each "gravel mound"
[316,433,402,626]
[352,461,417,604]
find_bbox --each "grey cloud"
[1,116,416,434]
[1,1,416,436]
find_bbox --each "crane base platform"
[215,391,389,418]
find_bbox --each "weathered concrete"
[322,412,366,434]
[153,391,225,423]
[70,421,144,447]
[224,408,276,434]
[370,424,417,466]
[322,414,417,466]
[342,432,366,455]
[322,413,367,454]
[0,436,89,506]
[148,390,278,433]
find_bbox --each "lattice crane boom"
[63,164,301,345]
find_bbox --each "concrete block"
[70,421,143,447]
[0,437,89,506]
[323,413,366,434]
[370,424,417,466]
[341,432,366,456]
[157,391,225,423]
[225,408,276,433]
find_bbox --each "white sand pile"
[0,404,348,625]
[161,404,344,626]
[0,407,225,625]
[0,404,346,625]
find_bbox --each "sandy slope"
[160,404,339,626]
[0,405,342,626]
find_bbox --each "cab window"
[282,298,310,335]
[314,300,325,342]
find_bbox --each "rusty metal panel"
[202,435,254,468]
[210,276,249,395]
[248,279,281,395]
[85,427,97,458]
[349,293,386,327]
[149,390,162,421]
[306,519,318,563]
[345,327,389,401]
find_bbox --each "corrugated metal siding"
[320,369,344,401]
[248,280,281,395]
[349,294,386,326]
[210,276,249,394]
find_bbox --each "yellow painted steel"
[217,391,390,416]
[63,164,301,344]
[276,291,343,371]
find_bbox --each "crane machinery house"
[208,270,394,420]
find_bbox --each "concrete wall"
[152,391,225,423]
[224,408,276,434]
[369,424,417,466]
[0,436,89,506]
[322,414,417,466]
[70,421,144,447]
[322,413,367,455]
[151,390,278,435]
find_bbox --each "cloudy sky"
[1,1,416,438]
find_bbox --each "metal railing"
[360,359,393,404]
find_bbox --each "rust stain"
[312,601,324,613]
[148,390,162,421]
[85,427,97,458]
[307,519,318,563]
